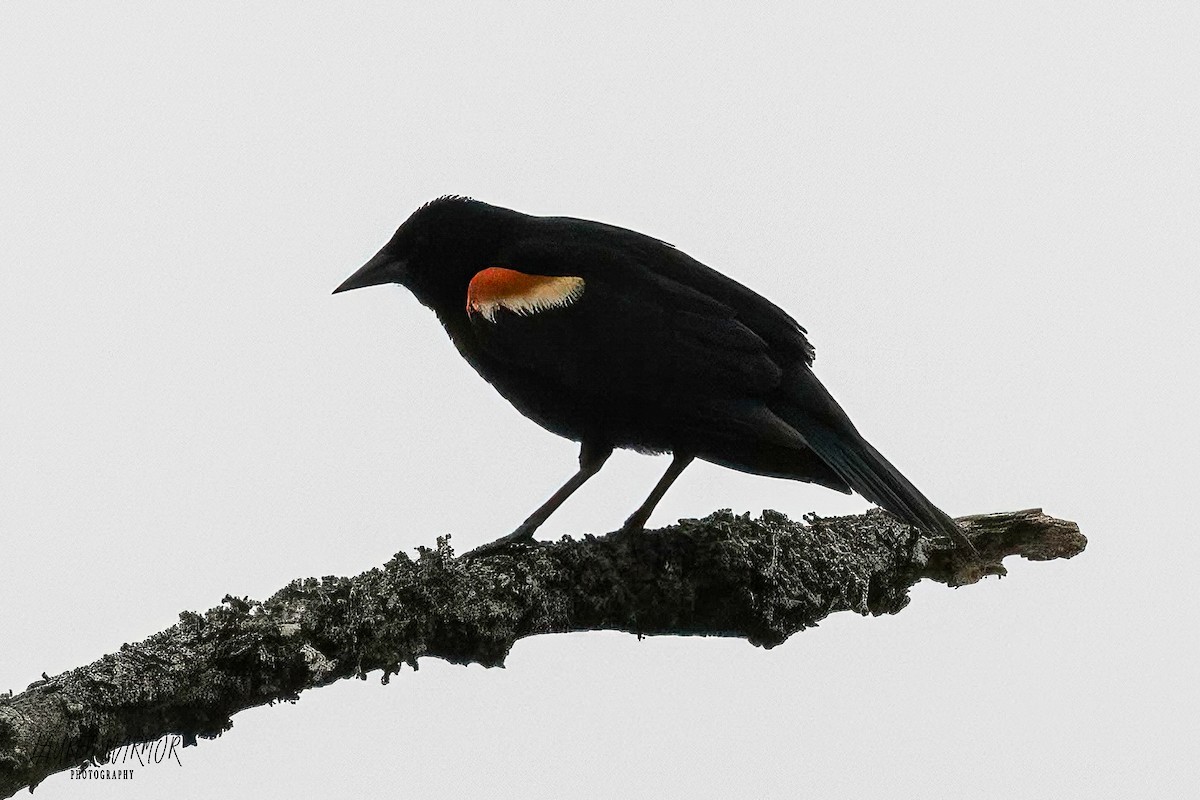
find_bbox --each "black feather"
[337,198,971,552]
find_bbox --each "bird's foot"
[618,512,650,535]
[462,521,540,559]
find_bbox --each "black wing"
[466,230,811,451]
[518,215,817,366]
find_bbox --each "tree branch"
[0,507,1084,796]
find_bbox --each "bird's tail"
[777,371,974,553]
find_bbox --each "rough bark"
[0,507,1084,796]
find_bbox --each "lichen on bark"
[0,507,1084,797]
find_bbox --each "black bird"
[335,197,973,554]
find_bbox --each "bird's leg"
[464,441,613,558]
[621,452,695,533]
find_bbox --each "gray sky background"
[2,2,1197,797]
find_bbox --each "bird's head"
[334,196,518,309]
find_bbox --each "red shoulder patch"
[466,268,585,321]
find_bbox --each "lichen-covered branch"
[0,507,1084,797]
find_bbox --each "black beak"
[333,250,406,294]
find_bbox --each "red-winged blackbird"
[335,196,972,554]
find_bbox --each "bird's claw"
[462,522,539,559]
